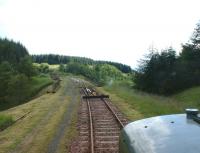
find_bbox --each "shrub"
[0,115,14,131]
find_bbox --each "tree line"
[59,63,125,86]
[0,38,129,109]
[0,38,36,109]
[134,21,200,95]
[32,54,132,73]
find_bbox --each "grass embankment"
[29,76,53,96]
[0,75,53,111]
[98,80,200,121]
[0,76,79,153]
[0,115,14,131]
[173,86,200,108]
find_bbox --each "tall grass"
[29,76,53,97]
[101,80,184,120]
[173,86,200,108]
[0,115,14,131]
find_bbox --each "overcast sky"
[0,0,200,68]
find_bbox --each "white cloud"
[0,0,200,68]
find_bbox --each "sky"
[0,0,200,68]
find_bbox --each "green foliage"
[97,61,132,73]
[36,63,50,73]
[59,64,65,72]
[0,38,28,64]
[6,74,29,102]
[0,115,14,131]
[29,76,53,96]
[134,20,200,95]
[0,38,51,110]
[32,54,132,73]
[191,22,200,46]
[17,56,36,78]
[134,47,177,94]
[0,76,53,110]
[60,62,125,86]
[97,64,123,79]
[0,62,13,102]
[94,64,124,85]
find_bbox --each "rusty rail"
[82,85,94,153]
[86,98,94,153]
[82,87,124,128]
[101,98,125,128]
[81,86,127,152]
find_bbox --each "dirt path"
[47,78,79,153]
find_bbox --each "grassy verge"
[0,76,77,153]
[0,115,14,131]
[98,80,186,121]
[0,75,53,111]
[29,76,53,97]
[173,86,200,108]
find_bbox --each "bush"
[64,63,125,86]
[6,74,29,103]
[0,115,14,131]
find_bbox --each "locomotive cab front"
[120,109,200,153]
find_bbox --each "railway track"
[71,86,129,153]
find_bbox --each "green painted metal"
[119,114,200,153]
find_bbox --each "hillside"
[34,62,129,87]
[0,38,53,111]
[32,54,132,73]
[98,79,200,121]
[173,86,200,108]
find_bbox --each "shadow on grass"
[0,77,53,111]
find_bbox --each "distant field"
[33,63,60,70]
[48,64,60,70]
[98,80,200,121]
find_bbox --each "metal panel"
[120,114,200,153]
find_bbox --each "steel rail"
[86,98,94,153]
[82,86,124,153]
[101,98,125,129]
[82,87,94,153]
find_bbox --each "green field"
[33,63,60,70]
[98,80,200,121]
[0,115,14,131]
